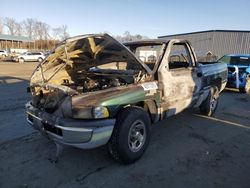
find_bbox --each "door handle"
[197,72,203,77]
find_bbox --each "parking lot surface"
[0,62,250,188]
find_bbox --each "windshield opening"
[125,44,164,71]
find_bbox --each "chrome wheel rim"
[128,120,146,152]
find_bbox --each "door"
[25,52,33,61]
[158,40,202,117]
[30,53,37,61]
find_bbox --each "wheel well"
[127,100,159,123]
[211,78,222,91]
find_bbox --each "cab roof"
[123,39,169,46]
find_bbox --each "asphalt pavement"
[0,62,249,188]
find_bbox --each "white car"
[17,52,45,63]
[0,50,8,58]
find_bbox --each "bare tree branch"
[0,17,4,34]
[4,17,17,35]
[61,25,69,40]
[23,18,35,39]
[52,25,69,41]
[15,22,23,36]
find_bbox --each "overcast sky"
[1,0,250,38]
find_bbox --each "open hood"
[30,34,151,87]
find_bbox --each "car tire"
[199,87,219,116]
[239,87,246,93]
[38,57,43,63]
[108,107,151,164]
[19,58,24,63]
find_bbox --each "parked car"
[25,34,227,164]
[218,54,250,93]
[17,52,45,63]
[0,50,8,58]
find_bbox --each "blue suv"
[218,54,250,93]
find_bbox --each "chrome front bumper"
[25,102,115,149]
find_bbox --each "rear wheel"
[108,107,151,164]
[200,87,219,116]
[239,87,246,93]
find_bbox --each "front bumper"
[25,102,115,149]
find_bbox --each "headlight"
[92,106,109,119]
[72,106,109,119]
[72,106,93,119]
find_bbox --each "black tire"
[239,87,246,93]
[19,58,24,63]
[199,87,219,116]
[108,107,151,164]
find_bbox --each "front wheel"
[38,57,43,63]
[108,107,151,164]
[200,87,219,116]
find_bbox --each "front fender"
[72,82,160,118]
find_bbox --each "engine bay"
[66,71,135,93]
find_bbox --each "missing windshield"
[125,44,164,71]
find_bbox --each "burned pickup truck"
[26,34,227,164]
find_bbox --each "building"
[158,30,250,61]
[0,34,33,50]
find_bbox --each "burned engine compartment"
[63,69,137,93]
[31,68,141,113]
[78,75,128,92]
